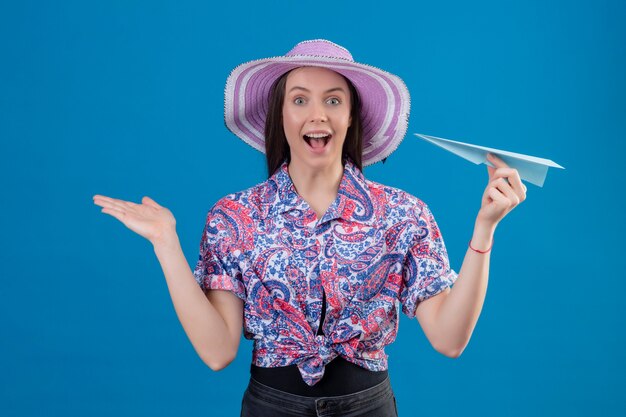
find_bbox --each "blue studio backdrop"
[1,1,624,416]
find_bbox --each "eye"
[326,97,341,105]
[293,97,306,105]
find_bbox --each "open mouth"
[303,133,332,150]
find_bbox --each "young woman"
[93,39,526,416]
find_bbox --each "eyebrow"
[287,86,347,94]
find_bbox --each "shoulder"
[364,180,446,245]
[202,181,272,251]
[364,178,429,219]
[208,177,274,221]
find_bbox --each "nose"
[309,101,328,123]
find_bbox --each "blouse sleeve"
[192,202,247,301]
[400,202,458,319]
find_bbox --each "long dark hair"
[264,69,363,177]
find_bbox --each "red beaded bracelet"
[469,239,493,253]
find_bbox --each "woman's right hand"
[93,194,177,246]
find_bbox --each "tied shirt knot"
[296,333,360,386]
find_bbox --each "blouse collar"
[265,159,377,226]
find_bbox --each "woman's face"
[282,66,352,170]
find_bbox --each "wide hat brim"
[224,41,411,166]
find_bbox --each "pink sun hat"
[224,39,411,166]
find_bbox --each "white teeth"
[305,133,331,138]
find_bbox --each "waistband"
[245,373,394,416]
[250,356,388,397]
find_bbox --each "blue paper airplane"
[414,133,564,187]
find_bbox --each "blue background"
[1,0,624,416]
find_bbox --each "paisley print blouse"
[192,159,458,386]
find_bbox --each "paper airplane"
[414,133,564,187]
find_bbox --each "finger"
[487,165,496,180]
[490,167,526,201]
[483,178,504,203]
[142,196,160,208]
[486,168,512,188]
[492,177,520,207]
[487,153,509,169]
[487,186,509,207]
[519,182,527,200]
[94,195,138,211]
[100,205,129,223]
[93,195,127,206]
[484,178,513,208]
[94,197,130,213]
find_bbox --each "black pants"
[240,375,398,417]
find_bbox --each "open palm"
[93,195,176,245]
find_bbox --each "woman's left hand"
[476,153,527,229]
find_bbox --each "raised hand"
[476,153,527,228]
[93,195,177,246]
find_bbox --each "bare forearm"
[432,152,525,356]
[436,221,494,356]
[153,231,234,369]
